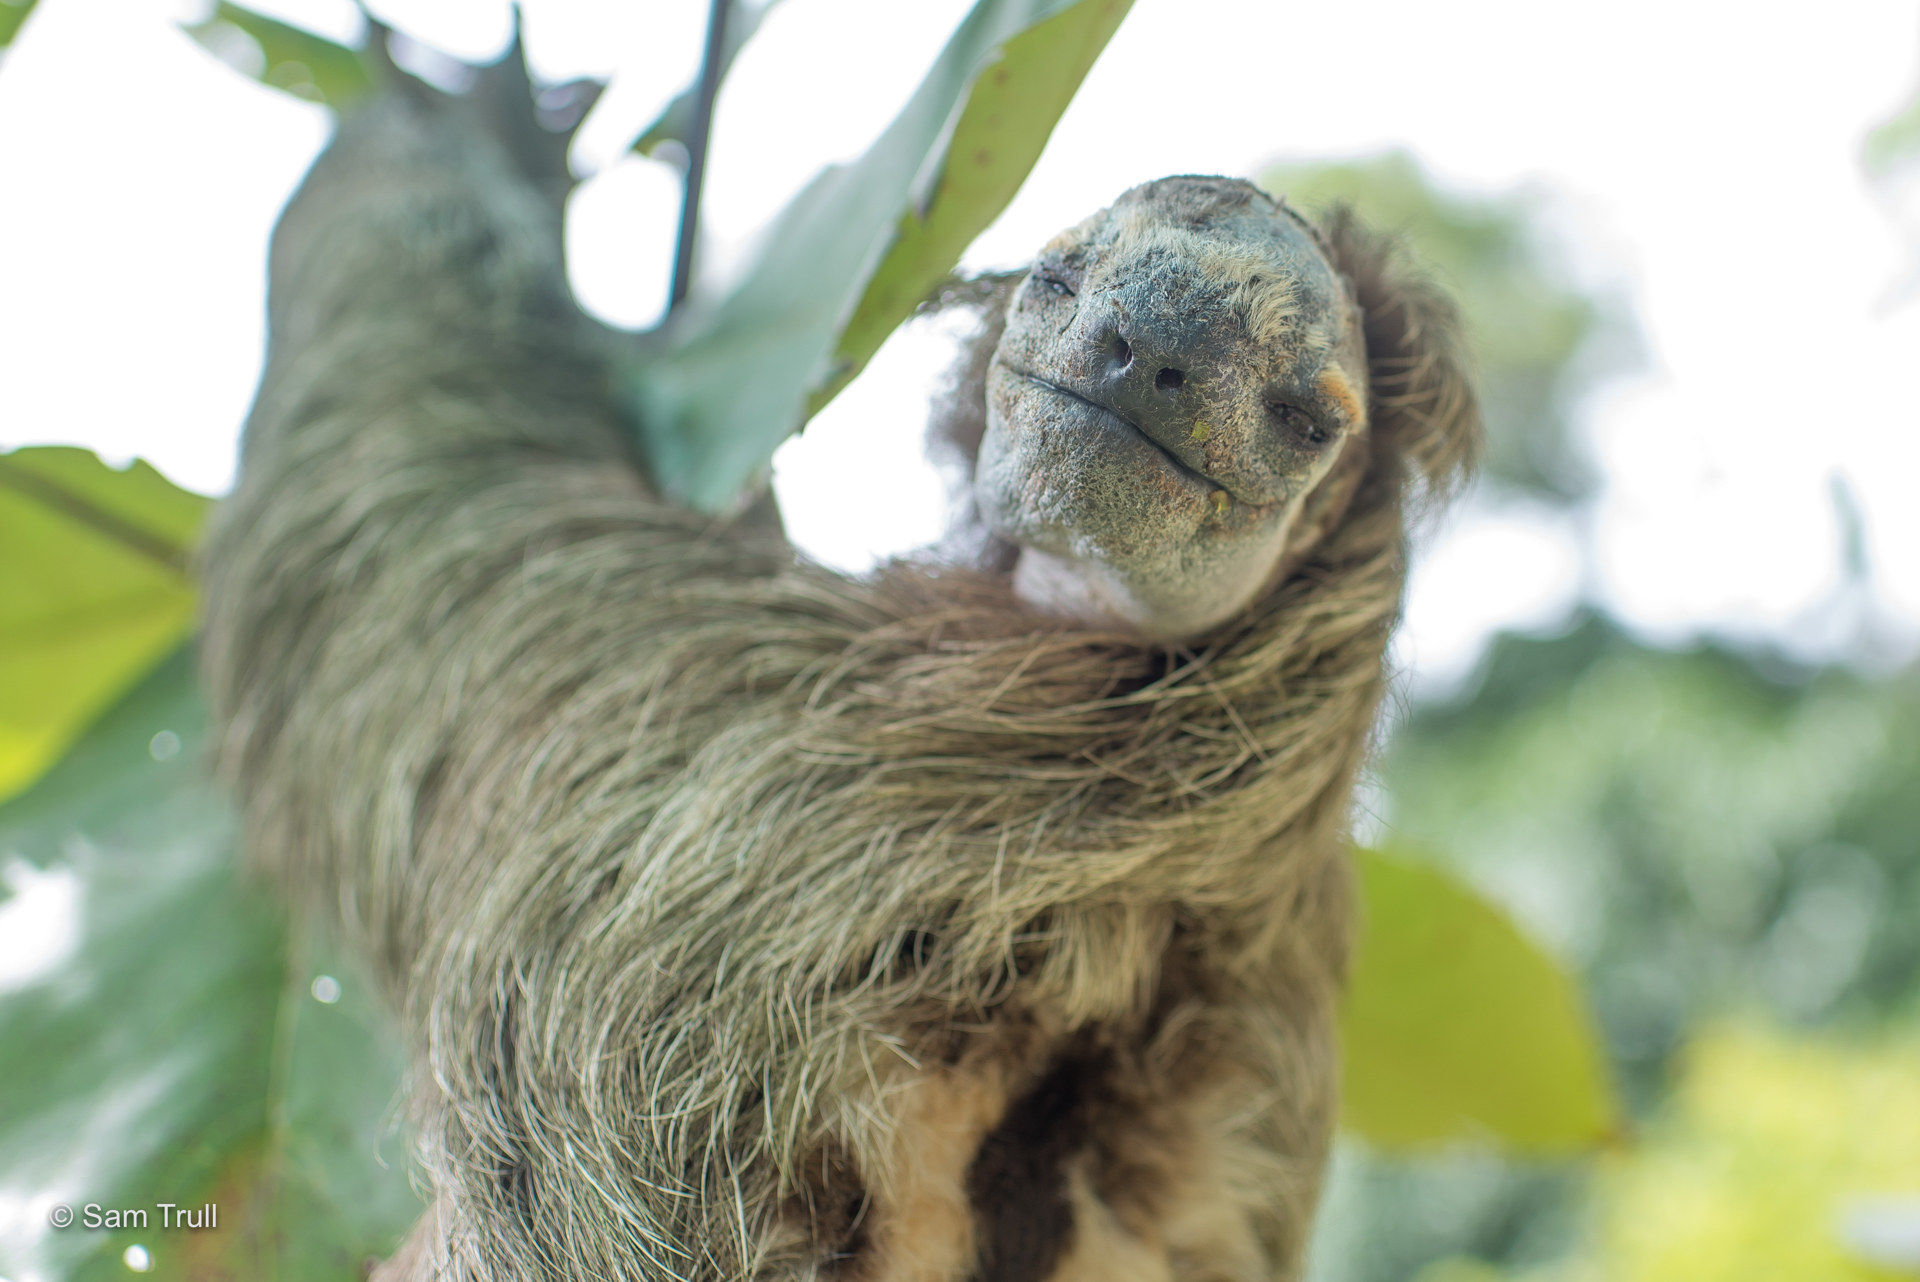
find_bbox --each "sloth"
[199,53,1475,1282]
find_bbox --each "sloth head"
[976,176,1369,641]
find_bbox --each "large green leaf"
[0,653,420,1282]
[0,0,38,49]
[1340,845,1620,1153]
[182,1,371,108]
[0,448,209,805]
[813,0,1128,418]
[626,0,1131,512]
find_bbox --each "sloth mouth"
[1008,370,1220,494]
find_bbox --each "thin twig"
[670,0,729,310]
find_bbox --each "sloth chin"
[975,364,1301,641]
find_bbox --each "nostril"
[1155,367,1185,393]
[1111,335,1132,369]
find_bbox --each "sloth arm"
[200,87,1394,1276]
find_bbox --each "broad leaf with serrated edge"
[1340,845,1619,1152]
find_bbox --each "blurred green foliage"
[1259,152,1618,501]
[182,1,373,107]
[1343,846,1617,1154]
[1523,1022,1920,1282]
[1311,617,1920,1282]
[1392,619,1920,1086]
[0,653,420,1282]
[1273,150,1919,1282]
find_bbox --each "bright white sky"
[2,0,1918,691]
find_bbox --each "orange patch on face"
[1315,367,1363,425]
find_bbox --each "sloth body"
[200,69,1474,1282]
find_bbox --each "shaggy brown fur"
[198,60,1475,1282]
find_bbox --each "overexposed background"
[2,0,1917,694]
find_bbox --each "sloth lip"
[1009,369,1220,494]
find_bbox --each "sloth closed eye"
[1269,403,1331,446]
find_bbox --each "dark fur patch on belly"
[964,1046,1108,1282]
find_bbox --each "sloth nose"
[1082,302,1213,450]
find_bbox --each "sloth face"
[976,176,1369,641]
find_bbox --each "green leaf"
[182,1,372,108]
[813,0,1129,418]
[0,0,39,50]
[0,653,420,1282]
[1340,845,1619,1153]
[625,0,1131,513]
[0,447,209,805]
[628,0,787,159]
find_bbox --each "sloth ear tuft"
[1316,204,1482,501]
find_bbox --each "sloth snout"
[1076,302,1212,447]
